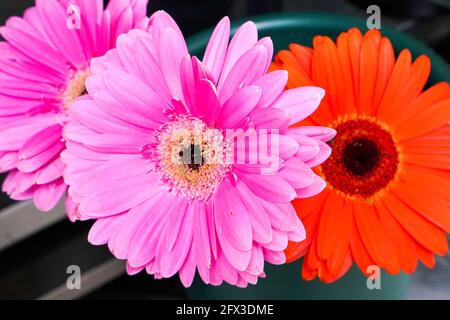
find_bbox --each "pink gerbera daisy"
[0,0,150,211]
[62,14,335,287]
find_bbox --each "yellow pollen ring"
[61,69,90,111]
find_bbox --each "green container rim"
[187,12,450,83]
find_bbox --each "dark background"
[0,0,449,61]
[0,0,449,299]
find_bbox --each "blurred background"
[0,0,449,300]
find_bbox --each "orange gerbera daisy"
[271,28,450,283]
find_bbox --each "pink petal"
[253,70,288,109]
[250,107,290,129]
[262,201,300,232]
[127,192,175,267]
[238,172,296,203]
[0,24,66,73]
[179,247,196,287]
[88,215,121,245]
[273,86,325,125]
[263,249,286,265]
[214,252,239,284]
[287,222,306,242]
[279,157,315,189]
[17,141,64,173]
[214,179,253,252]
[289,126,336,142]
[36,0,87,67]
[109,198,155,259]
[256,37,274,72]
[262,229,288,251]
[288,133,320,162]
[82,133,148,154]
[305,140,332,167]
[193,202,212,276]
[234,181,272,244]
[33,179,66,212]
[36,157,65,184]
[79,173,160,217]
[0,115,58,151]
[134,36,172,102]
[217,86,261,129]
[102,70,168,124]
[203,16,230,84]
[296,175,327,199]
[159,201,195,278]
[218,45,268,103]
[192,79,220,124]
[0,152,19,172]
[246,245,264,275]
[147,10,185,43]
[126,263,144,276]
[19,124,63,160]
[159,27,188,99]
[219,21,258,85]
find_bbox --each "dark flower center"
[343,138,380,176]
[321,119,399,198]
[179,144,204,171]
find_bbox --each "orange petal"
[401,124,450,147]
[326,199,354,278]
[376,49,412,120]
[383,192,448,255]
[372,37,395,114]
[302,236,322,282]
[400,164,450,202]
[289,43,313,74]
[374,201,418,274]
[391,180,450,232]
[301,258,319,281]
[317,191,345,260]
[335,32,357,115]
[275,50,307,75]
[391,82,450,132]
[285,211,320,262]
[395,98,450,141]
[349,212,376,275]
[353,199,401,274]
[286,64,315,88]
[328,251,353,282]
[312,36,342,120]
[268,63,280,73]
[415,242,436,268]
[383,55,431,127]
[404,152,450,170]
[292,188,329,219]
[358,29,381,115]
[347,28,363,97]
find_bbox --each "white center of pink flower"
[61,69,90,111]
[154,115,232,201]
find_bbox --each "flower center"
[153,116,232,200]
[343,138,380,176]
[61,69,90,111]
[321,118,399,199]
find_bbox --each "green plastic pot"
[185,12,450,300]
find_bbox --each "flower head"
[0,0,149,211]
[62,14,334,287]
[271,28,450,282]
